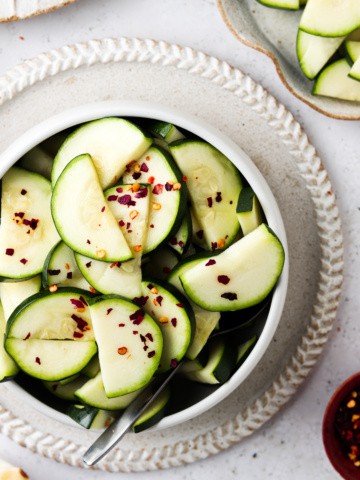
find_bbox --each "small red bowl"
[323,372,360,480]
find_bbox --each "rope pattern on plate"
[0,38,343,472]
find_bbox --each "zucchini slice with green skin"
[0,167,60,280]
[67,404,117,429]
[236,335,257,365]
[256,0,300,10]
[74,371,141,410]
[236,187,264,236]
[19,146,53,180]
[81,355,100,378]
[345,40,360,63]
[299,0,360,37]
[122,145,187,254]
[42,241,91,291]
[89,295,163,397]
[313,58,360,101]
[296,29,345,80]
[0,275,41,321]
[52,117,152,190]
[349,55,360,80]
[141,247,179,281]
[169,140,242,252]
[133,386,171,433]
[168,254,220,359]
[182,338,237,385]
[51,154,133,263]
[138,279,194,372]
[43,375,89,401]
[5,289,97,381]
[180,224,285,312]
[0,304,19,382]
[168,210,192,256]
[148,120,185,143]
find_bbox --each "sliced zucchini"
[296,30,344,79]
[122,145,186,254]
[0,167,60,280]
[236,335,257,365]
[236,186,264,236]
[52,117,152,189]
[139,280,194,372]
[345,40,360,63]
[89,295,163,397]
[141,247,179,281]
[168,210,192,255]
[256,0,300,10]
[299,0,360,37]
[43,241,91,291]
[169,140,242,251]
[75,253,142,298]
[18,146,53,180]
[133,386,171,433]
[168,254,220,359]
[74,371,141,410]
[5,289,96,381]
[67,404,117,429]
[81,355,100,378]
[349,55,360,80]
[0,304,19,382]
[182,338,237,384]
[43,375,88,401]
[51,154,133,263]
[180,224,285,312]
[0,276,41,321]
[148,120,185,143]
[313,58,360,101]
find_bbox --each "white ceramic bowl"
[0,101,289,431]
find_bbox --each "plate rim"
[0,37,344,472]
[217,0,360,121]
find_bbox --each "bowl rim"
[0,100,289,431]
[323,372,360,479]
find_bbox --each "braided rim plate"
[217,0,360,120]
[0,38,343,472]
[0,0,78,22]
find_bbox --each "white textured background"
[0,1,359,478]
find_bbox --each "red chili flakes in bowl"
[335,388,360,467]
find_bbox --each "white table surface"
[0,1,359,478]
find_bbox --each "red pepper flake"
[171,318,177,327]
[146,155,151,161]
[116,187,124,193]
[5,248,14,256]
[147,351,156,358]
[178,241,184,249]
[110,261,122,268]
[170,237,178,246]
[118,220,125,228]
[15,212,25,218]
[218,275,230,285]
[150,224,154,228]
[85,261,92,268]
[133,330,138,335]
[79,296,88,306]
[130,309,145,325]
[86,239,91,245]
[176,303,184,308]
[207,197,213,208]
[155,295,163,306]
[152,184,163,195]
[104,421,111,428]
[165,182,173,191]
[106,308,113,315]
[70,298,86,310]
[118,323,125,327]
[221,292,238,301]
[215,192,222,203]
[132,172,141,180]
[48,269,61,276]
[196,230,204,239]
[145,333,153,342]
[20,258,28,264]
[182,175,187,182]
[170,358,178,368]
[29,218,39,230]
[126,222,131,230]
[143,345,149,351]
[23,332,31,340]
[73,331,84,338]
[205,259,216,266]
[71,314,88,331]
[67,272,73,279]
[107,194,118,202]
[101,206,105,212]
[117,346,128,355]
[140,334,146,343]
[211,242,218,251]
[147,283,154,290]
[118,194,136,207]
[135,187,148,199]
[20,189,27,195]
[133,295,149,307]
[140,162,149,172]
[89,287,96,294]
[35,357,41,365]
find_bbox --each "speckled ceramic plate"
[0,0,78,22]
[218,0,360,120]
[0,38,343,472]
